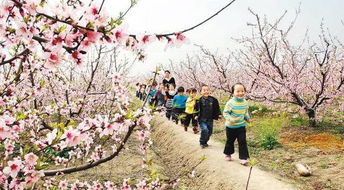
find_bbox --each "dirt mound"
[279,133,344,152]
[151,116,296,190]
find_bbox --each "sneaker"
[224,154,232,161]
[240,159,248,165]
[192,127,199,134]
[200,144,207,148]
[184,126,188,131]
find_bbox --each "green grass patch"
[248,104,271,114]
[250,115,288,150]
[290,115,308,127]
[213,127,224,134]
[315,116,344,135]
[319,161,329,169]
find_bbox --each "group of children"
[136,81,252,165]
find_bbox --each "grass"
[211,102,344,190]
[290,115,309,127]
[212,127,223,134]
[319,161,329,169]
[249,115,287,150]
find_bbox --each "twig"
[141,69,159,109]
[246,166,253,190]
[156,0,237,36]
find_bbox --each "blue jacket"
[172,94,187,109]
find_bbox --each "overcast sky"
[103,0,344,76]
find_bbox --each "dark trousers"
[199,120,213,145]
[223,127,249,159]
[184,113,197,127]
[172,108,185,124]
[166,108,173,120]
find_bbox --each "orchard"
[0,0,343,190]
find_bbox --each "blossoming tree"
[0,0,190,189]
[234,10,344,126]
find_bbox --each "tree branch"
[43,122,137,176]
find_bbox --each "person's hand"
[230,120,236,125]
[195,116,198,120]
[218,115,223,119]
[247,119,253,123]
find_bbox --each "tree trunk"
[306,108,317,127]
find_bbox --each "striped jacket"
[223,97,250,128]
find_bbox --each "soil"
[57,115,344,190]
[150,116,296,190]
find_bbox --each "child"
[135,83,140,98]
[152,83,166,107]
[184,88,199,133]
[165,84,176,120]
[223,83,252,165]
[185,88,191,97]
[148,84,157,106]
[172,86,188,124]
[195,85,221,148]
[139,84,146,100]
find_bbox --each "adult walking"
[162,70,176,87]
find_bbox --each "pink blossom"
[44,47,63,68]
[25,170,44,185]
[46,128,57,145]
[2,114,15,125]
[113,73,122,83]
[0,121,11,140]
[9,178,25,190]
[0,171,7,184]
[22,0,39,14]
[113,26,129,44]
[88,5,99,16]
[86,31,101,43]
[93,181,104,190]
[104,181,116,190]
[81,39,93,48]
[138,35,156,46]
[136,130,150,141]
[90,152,101,161]
[175,33,186,41]
[101,123,115,136]
[64,32,79,46]
[121,178,131,190]
[5,140,15,156]
[61,128,81,147]
[0,97,5,106]
[3,158,23,178]
[59,179,69,190]
[174,33,188,47]
[136,180,147,189]
[44,178,54,188]
[139,144,147,154]
[24,152,38,166]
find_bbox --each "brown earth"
[150,116,296,190]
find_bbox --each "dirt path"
[151,116,297,190]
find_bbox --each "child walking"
[195,85,221,148]
[184,88,199,133]
[152,83,166,107]
[165,84,176,120]
[148,84,157,106]
[223,83,252,165]
[172,87,188,124]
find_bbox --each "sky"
[103,0,344,76]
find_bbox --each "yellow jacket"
[185,97,197,114]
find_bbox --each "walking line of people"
[135,70,252,165]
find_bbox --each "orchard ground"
[211,101,344,190]
[64,97,343,190]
